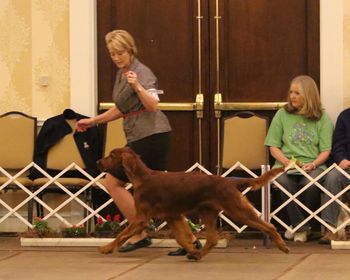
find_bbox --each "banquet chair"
[221,111,269,174]
[0,111,37,224]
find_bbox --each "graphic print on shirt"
[289,122,314,147]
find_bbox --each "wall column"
[69,0,97,117]
[320,0,344,123]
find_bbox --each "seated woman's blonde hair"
[285,75,323,120]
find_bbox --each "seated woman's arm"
[306,150,331,171]
[270,147,290,167]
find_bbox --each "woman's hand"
[125,70,159,111]
[125,71,141,90]
[75,107,122,133]
[339,159,350,170]
[76,118,95,132]
[302,162,316,172]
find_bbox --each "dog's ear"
[121,151,137,175]
[121,147,130,152]
[123,146,138,157]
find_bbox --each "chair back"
[103,118,126,157]
[46,119,85,170]
[221,111,268,170]
[0,111,37,169]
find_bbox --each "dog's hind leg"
[243,217,289,253]
[189,209,219,260]
[224,200,289,254]
[98,215,149,254]
[167,216,200,260]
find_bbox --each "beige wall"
[0,1,349,120]
[344,0,350,108]
[0,0,69,120]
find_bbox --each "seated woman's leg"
[299,168,323,213]
[321,168,348,227]
[277,173,306,230]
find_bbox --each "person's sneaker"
[294,231,307,242]
[284,226,294,240]
[318,229,336,245]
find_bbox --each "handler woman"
[76,29,172,252]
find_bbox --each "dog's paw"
[186,252,201,261]
[98,245,114,254]
[282,245,290,254]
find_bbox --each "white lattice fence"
[1,162,349,236]
[271,163,350,235]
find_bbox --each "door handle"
[99,93,205,119]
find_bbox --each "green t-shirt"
[264,108,334,169]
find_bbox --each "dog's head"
[96,147,142,177]
[97,148,124,173]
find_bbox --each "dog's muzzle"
[96,160,105,172]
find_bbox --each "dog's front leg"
[98,217,148,254]
[98,225,133,254]
[167,217,201,260]
[193,210,219,260]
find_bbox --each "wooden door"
[96,0,319,173]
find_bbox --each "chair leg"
[27,187,34,224]
[36,192,44,218]
[84,189,93,233]
[83,189,92,233]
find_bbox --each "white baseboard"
[20,237,228,248]
[331,240,350,249]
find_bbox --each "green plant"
[187,219,201,232]
[61,225,87,238]
[147,218,201,233]
[95,214,121,233]
[147,219,157,231]
[33,217,51,237]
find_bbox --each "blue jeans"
[321,168,350,226]
[277,168,323,231]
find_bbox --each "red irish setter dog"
[97,147,289,260]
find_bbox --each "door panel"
[212,0,320,102]
[97,0,319,173]
[97,0,209,171]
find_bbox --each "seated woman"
[265,75,333,242]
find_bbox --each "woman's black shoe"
[168,239,202,256]
[118,237,152,252]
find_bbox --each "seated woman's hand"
[302,162,316,172]
[339,159,350,170]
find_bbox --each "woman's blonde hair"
[105,29,138,58]
[284,75,323,120]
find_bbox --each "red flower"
[97,217,103,225]
[106,214,111,222]
[113,214,121,222]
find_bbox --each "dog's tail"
[238,167,284,191]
